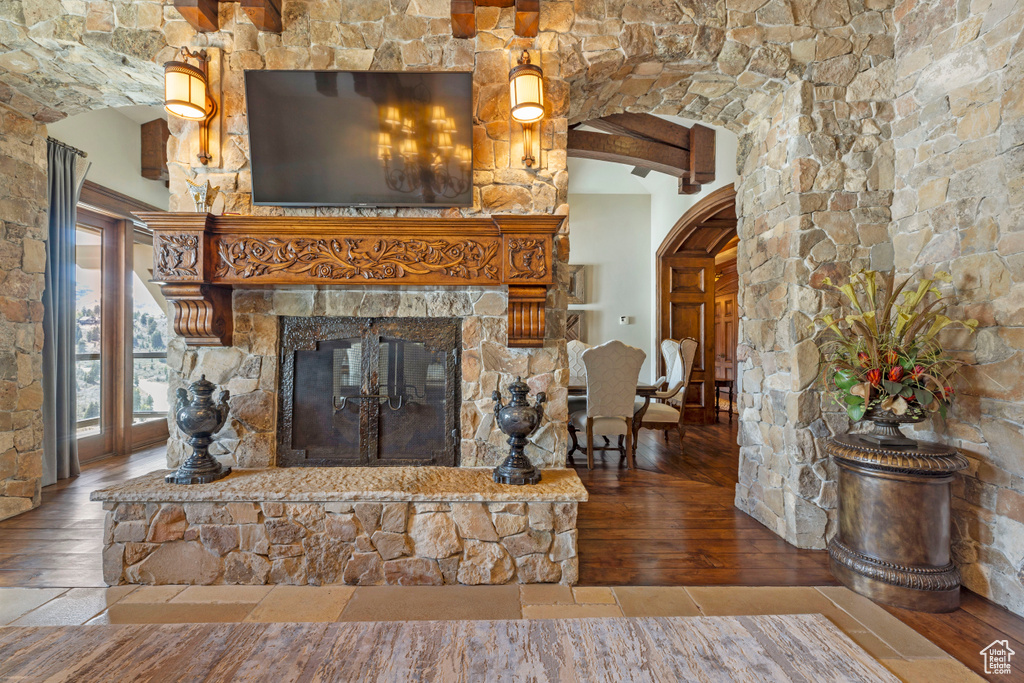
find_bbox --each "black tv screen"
[245,71,474,207]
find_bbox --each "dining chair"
[566,340,591,461]
[570,340,646,470]
[635,337,698,452]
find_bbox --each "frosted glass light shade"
[164,61,207,120]
[509,58,544,124]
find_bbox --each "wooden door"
[714,293,737,382]
[660,255,716,423]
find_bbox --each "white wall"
[567,117,740,385]
[47,106,170,210]
[567,193,654,381]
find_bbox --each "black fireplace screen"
[278,317,461,466]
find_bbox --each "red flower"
[883,349,899,366]
[887,366,904,382]
[867,369,882,387]
[910,365,925,381]
[942,386,955,399]
[857,352,870,367]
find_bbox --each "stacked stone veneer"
[0,102,47,520]
[167,285,569,469]
[890,0,1024,613]
[102,499,578,586]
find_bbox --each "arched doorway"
[656,185,737,424]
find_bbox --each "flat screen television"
[245,70,474,208]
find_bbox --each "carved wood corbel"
[161,283,233,347]
[507,285,547,348]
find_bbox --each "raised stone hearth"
[92,467,586,587]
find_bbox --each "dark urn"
[492,376,545,485]
[166,375,232,485]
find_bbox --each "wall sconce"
[164,47,218,166]
[509,50,544,168]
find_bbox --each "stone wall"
[101,498,579,586]
[158,2,573,469]
[0,101,47,521]
[168,286,568,469]
[891,0,1024,613]
[731,55,896,547]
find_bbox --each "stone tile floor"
[0,584,982,682]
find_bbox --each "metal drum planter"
[827,434,968,613]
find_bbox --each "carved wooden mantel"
[137,212,565,349]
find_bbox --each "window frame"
[75,182,169,462]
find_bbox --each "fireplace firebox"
[278,316,461,467]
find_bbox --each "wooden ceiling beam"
[689,124,716,185]
[173,0,220,32]
[451,0,476,38]
[568,130,689,178]
[241,0,282,33]
[174,0,284,32]
[585,113,691,151]
[514,0,540,37]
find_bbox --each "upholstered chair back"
[567,339,591,382]
[582,340,646,419]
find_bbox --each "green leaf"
[882,379,903,395]
[847,403,866,421]
[844,395,864,406]
[913,388,934,405]
[939,402,948,419]
[900,385,914,398]
[834,370,859,391]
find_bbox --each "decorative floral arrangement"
[813,269,977,422]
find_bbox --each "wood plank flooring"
[0,424,1021,679]
[574,422,837,586]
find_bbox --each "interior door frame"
[655,184,737,424]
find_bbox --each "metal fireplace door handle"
[333,394,403,411]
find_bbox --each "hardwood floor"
[575,422,837,586]
[0,446,165,588]
[1,427,1021,679]
[574,421,1024,679]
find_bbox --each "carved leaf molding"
[507,238,547,280]
[155,233,200,280]
[213,236,501,281]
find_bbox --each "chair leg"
[625,421,635,470]
[568,424,579,456]
[617,435,625,458]
[586,418,594,470]
[676,425,684,456]
[663,429,669,442]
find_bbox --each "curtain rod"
[46,136,88,158]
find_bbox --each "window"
[74,184,169,461]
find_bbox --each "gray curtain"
[42,139,88,485]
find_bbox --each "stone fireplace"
[278,316,462,467]
[90,211,586,587]
[141,212,570,473]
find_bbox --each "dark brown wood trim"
[173,0,220,32]
[655,185,738,425]
[585,113,691,151]
[241,0,282,32]
[568,129,689,177]
[656,184,737,258]
[514,0,540,37]
[137,212,564,348]
[79,181,162,228]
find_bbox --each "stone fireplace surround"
[90,209,585,586]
